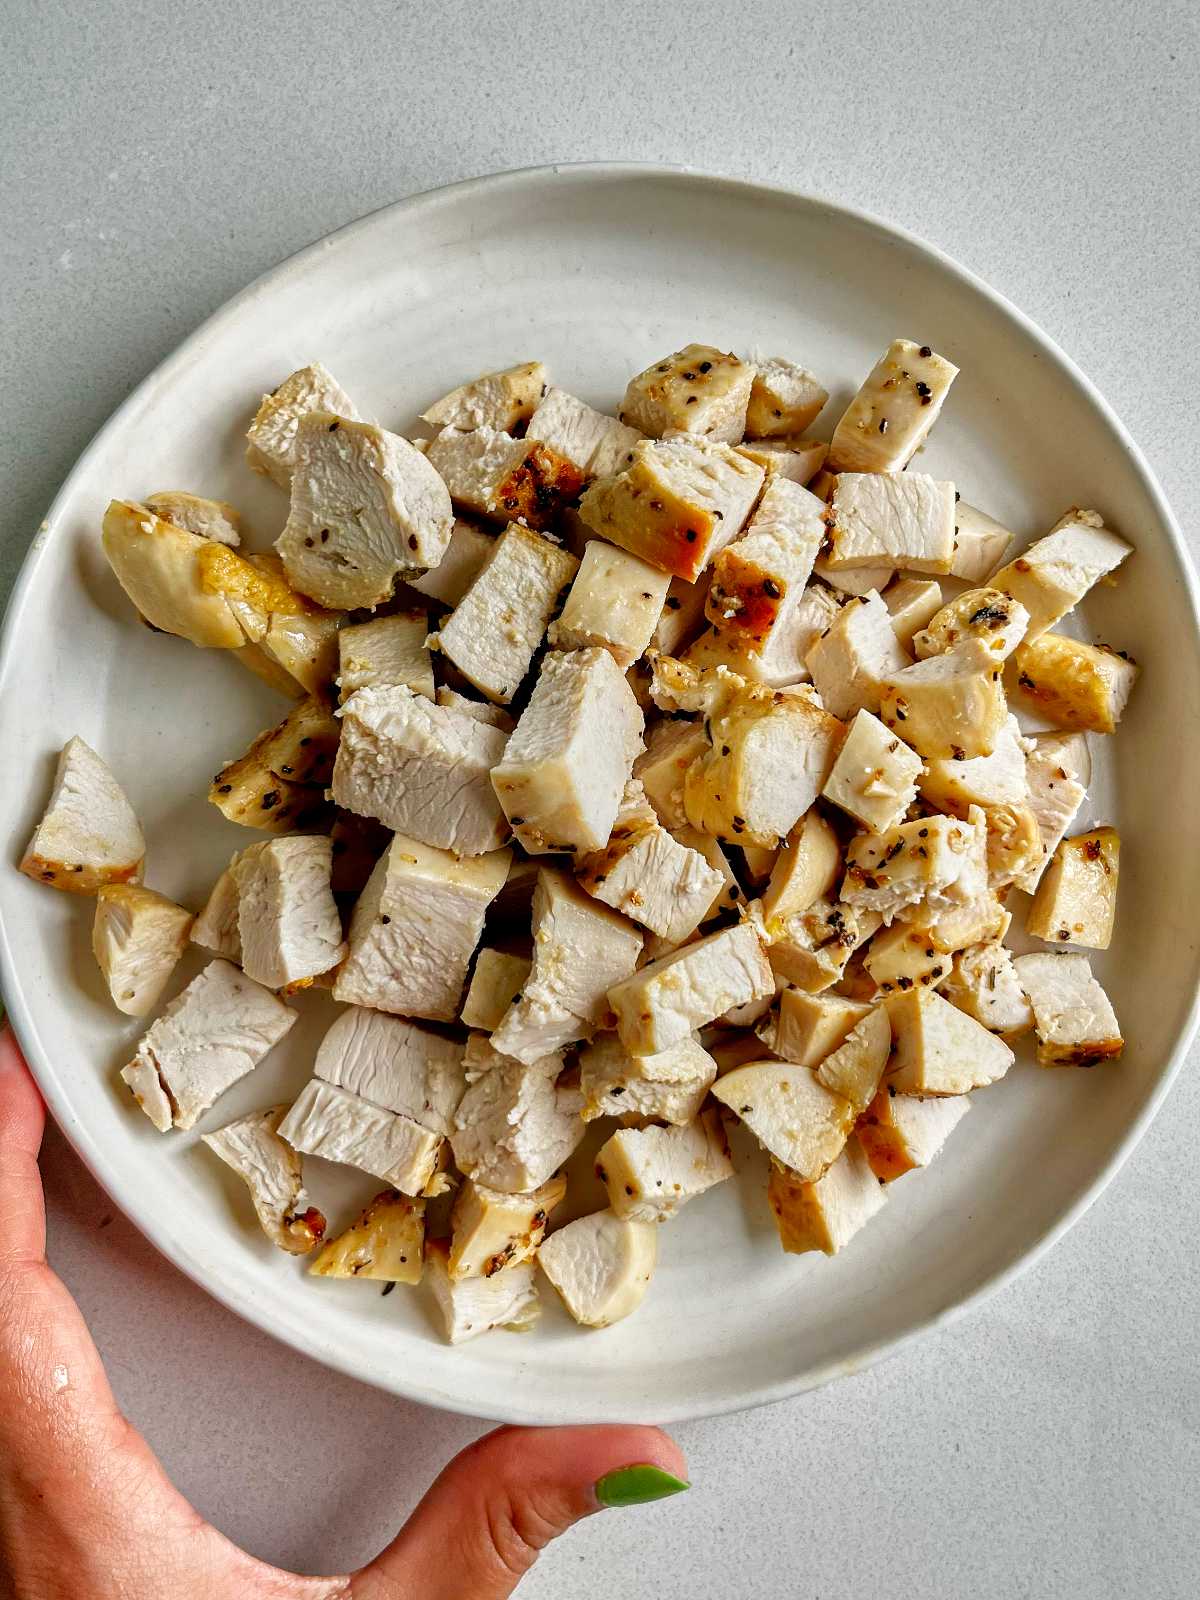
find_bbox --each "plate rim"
[3,160,1198,1425]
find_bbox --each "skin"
[0,1027,686,1599]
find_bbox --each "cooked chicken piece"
[253,608,345,696]
[813,1004,891,1113]
[538,1209,657,1328]
[491,648,644,854]
[768,1136,886,1255]
[451,1038,583,1193]
[841,811,986,920]
[862,921,949,993]
[744,357,828,438]
[597,1108,733,1223]
[822,709,924,834]
[826,473,956,575]
[608,921,773,1055]
[92,885,193,1016]
[914,588,1029,663]
[408,518,496,606]
[885,985,1014,1094]
[337,612,434,700]
[1012,952,1123,1067]
[991,509,1133,640]
[278,1079,443,1195]
[806,591,911,720]
[491,868,642,1063]
[333,684,508,855]
[682,604,823,688]
[761,808,840,922]
[328,813,390,895]
[208,693,339,833]
[620,344,753,442]
[762,989,872,1069]
[812,554,895,598]
[857,1090,971,1182]
[1036,730,1093,787]
[633,718,708,830]
[760,897,881,992]
[191,855,244,960]
[548,540,671,668]
[425,426,585,530]
[712,1060,853,1179]
[577,795,725,943]
[314,1006,466,1136]
[735,436,828,485]
[919,888,1010,954]
[1016,735,1090,897]
[334,835,509,1021]
[1026,828,1119,950]
[143,490,242,547]
[879,639,1008,760]
[102,499,249,648]
[310,1189,424,1283]
[705,478,826,656]
[525,387,644,477]
[950,501,1013,581]
[276,413,454,609]
[671,825,745,920]
[448,1175,567,1280]
[579,1031,717,1124]
[651,571,714,656]
[578,437,764,582]
[827,339,959,473]
[883,577,944,649]
[245,362,361,487]
[942,940,1033,1035]
[982,801,1045,891]
[232,836,344,991]
[919,713,1027,812]
[461,950,532,1033]
[1013,633,1138,734]
[22,737,145,894]
[420,362,547,433]
[202,1106,326,1254]
[121,959,295,1132]
[425,1239,540,1342]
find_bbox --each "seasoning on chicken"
[22,737,145,894]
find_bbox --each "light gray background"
[4,2,1198,1595]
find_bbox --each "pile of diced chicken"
[22,337,1137,1341]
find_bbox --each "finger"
[352,1423,688,1600]
[0,1024,48,1268]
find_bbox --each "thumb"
[352,1423,688,1599]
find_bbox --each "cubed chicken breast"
[143,490,242,547]
[862,920,950,993]
[597,1108,733,1222]
[314,1006,466,1136]
[202,1106,326,1254]
[233,836,345,991]
[425,426,585,530]
[942,940,1033,1035]
[22,737,145,894]
[525,387,645,477]
[1026,827,1119,950]
[884,577,944,650]
[309,1189,425,1284]
[812,553,896,598]
[491,647,644,854]
[251,606,345,697]
[885,985,1014,1093]
[337,612,434,700]
[822,709,924,834]
[991,509,1133,640]
[451,1040,584,1194]
[1016,732,1090,895]
[914,588,1030,663]
[983,802,1045,891]
[919,713,1028,812]
[951,501,1013,581]
[672,826,745,921]
[333,835,510,1021]
[420,362,547,433]
[767,1136,886,1255]
[278,1079,443,1196]
[579,1032,718,1124]
[621,344,754,442]
[705,477,826,654]
[744,357,829,438]
[633,717,710,830]
[333,684,509,855]
[448,1175,566,1281]
[407,518,496,607]
[578,437,764,582]
[761,809,841,921]
[537,1209,657,1328]
[121,959,296,1132]
[1012,951,1123,1067]
[276,413,454,609]
[827,339,959,473]
[763,990,872,1069]
[711,1060,854,1180]
[857,1090,971,1182]
[425,1240,540,1343]
[92,884,193,1016]
[209,694,339,833]
[760,897,881,992]
[461,949,532,1033]
[826,473,956,575]
[879,640,1008,760]
[813,1004,891,1114]
[548,540,671,668]
[806,591,912,720]
[246,362,361,487]
[608,921,774,1055]
[841,812,986,920]
[576,800,725,944]
[735,434,829,486]
[1013,634,1138,734]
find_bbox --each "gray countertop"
[5,2,1198,1595]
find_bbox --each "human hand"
[0,1026,687,1598]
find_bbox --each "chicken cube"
[525,387,644,478]
[597,1109,734,1223]
[448,1175,567,1280]
[822,709,924,834]
[768,1135,886,1255]
[1012,952,1123,1067]
[942,940,1033,1035]
[334,835,510,1021]
[548,540,670,668]
[682,598,832,688]
[232,836,344,991]
[337,612,434,700]
[806,591,911,720]
[121,959,296,1132]
[92,885,194,1016]
[314,1006,466,1136]
[1026,828,1119,950]
[651,572,713,657]
[578,437,764,582]
[538,1209,657,1328]
[992,509,1133,640]
[608,921,773,1055]
[761,808,841,921]
[841,812,986,920]
[252,607,345,697]
[813,1004,891,1113]
[143,490,242,548]
[203,1106,326,1254]
[826,473,956,575]
[671,826,745,920]
[579,1032,717,1124]
[491,868,642,1063]
[420,361,547,433]
[491,647,644,854]
[884,577,944,649]
[885,986,1014,1094]
[246,362,361,487]
[577,807,725,944]
[208,694,339,832]
[451,1041,584,1194]
[857,1090,971,1182]
[735,435,828,486]
[761,898,881,992]
[408,518,496,606]
[633,718,709,830]
[812,553,896,598]
[1013,633,1138,734]
[333,684,508,855]
[744,357,828,438]
[425,426,585,530]
[919,713,1028,812]
[425,1240,540,1343]
[22,737,145,895]
[862,921,949,994]
[914,588,1030,662]
[951,501,1013,581]
[712,1060,854,1180]
[461,950,532,1033]
[827,339,959,473]
[879,640,1008,760]
[762,990,873,1069]
[1015,734,1089,894]
[309,1189,424,1284]
[278,1079,442,1195]
[621,344,754,442]
[705,478,826,652]
[191,853,244,961]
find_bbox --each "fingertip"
[479,1422,688,1510]
[0,1026,46,1150]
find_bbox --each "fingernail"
[594,1464,690,1508]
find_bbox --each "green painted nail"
[594,1464,690,1508]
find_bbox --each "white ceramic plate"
[2,165,1198,1426]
